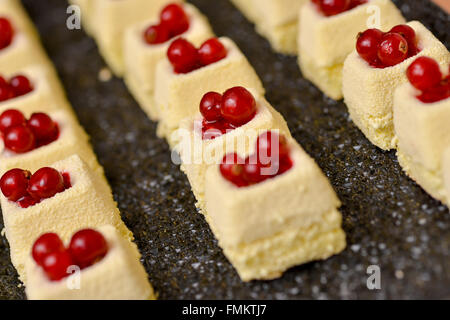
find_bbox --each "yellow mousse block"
[0,109,102,176]
[343,21,450,150]
[176,94,291,209]
[25,225,154,300]
[204,138,346,281]
[230,0,307,54]
[394,82,450,205]
[68,0,95,36]
[0,155,133,282]
[91,0,181,76]
[0,65,70,115]
[0,0,53,73]
[298,0,405,100]
[154,37,265,144]
[123,3,213,121]
[444,147,450,205]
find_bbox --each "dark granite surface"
[0,0,448,300]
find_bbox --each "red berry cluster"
[356,24,420,68]
[0,74,33,102]
[167,37,227,74]
[220,131,293,187]
[406,57,450,103]
[0,167,71,208]
[312,0,368,16]
[0,17,14,50]
[144,3,189,45]
[200,87,257,140]
[0,109,59,153]
[32,229,108,281]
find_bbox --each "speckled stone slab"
[0,0,448,300]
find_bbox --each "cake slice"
[25,226,154,300]
[0,0,53,73]
[90,0,180,76]
[154,37,265,144]
[177,88,290,209]
[0,108,102,176]
[0,65,70,115]
[298,0,405,100]
[230,0,307,54]
[204,131,346,281]
[394,57,450,205]
[0,155,132,282]
[123,3,213,121]
[343,21,450,150]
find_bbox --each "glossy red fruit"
[28,113,58,141]
[9,75,33,96]
[4,125,35,153]
[348,0,368,9]
[69,229,108,269]
[417,83,450,103]
[32,233,65,267]
[377,33,408,67]
[221,87,256,126]
[167,38,199,74]
[17,194,38,208]
[200,91,222,121]
[42,250,74,281]
[0,76,7,87]
[406,56,442,91]
[0,109,26,134]
[219,153,248,187]
[318,0,350,16]
[243,158,266,184]
[0,84,14,101]
[202,119,235,140]
[144,24,170,45]
[0,17,14,49]
[160,3,189,36]
[198,38,227,66]
[256,131,290,166]
[0,168,31,202]
[27,167,65,200]
[356,29,384,64]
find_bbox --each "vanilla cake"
[204,138,346,281]
[0,155,132,282]
[343,21,450,150]
[298,0,405,100]
[0,109,103,176]
[124,3,213,121]
[394,82,450,205]
[91,0,181,76]
[177,94,291,209]
[154,37,265,143]
[25,225,154,300]
[231,0,307,54]
[0,65,71,115]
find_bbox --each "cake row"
[72,0,347,281]
[0,0,153,299]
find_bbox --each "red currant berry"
[28,113,58,141]
[32,233,65,267]
[27,167,65,200]
[406,56,442,91]
[318,0,350,16]
[0,17,14,50]
[348,0,368,9]
[219,153,248,187]
[0,83,14,101]
[167,38,200,74]
[243,158,266,184]
[17,194,38,208]
[356,28,383,64]
[390,25,416,46]
[0,109,26,134]
[417,83,449,103]
[143,24,170,45]
[377,33,408,67]
[221,87,256,126]
[4,125,35,153]
[160,3,189,36]
[0,76,7,87]
[0,168,31,202]
[200,91,222,121]
[69,229,108,269]
[62,172,72,189]
[198,38,227,66]
[256,131,290,166]
[42,250,74,281]
[9,75,33,97]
